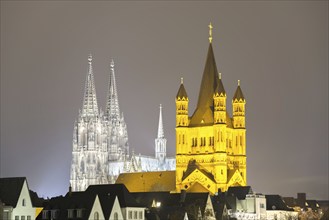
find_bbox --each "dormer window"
[77,209,83,218]
[42,210,49,219]
[51,210,59,219]
[67,209,74,219]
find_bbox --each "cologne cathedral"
[70,55,175,191]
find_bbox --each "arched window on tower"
[114,212,118,220]
[94,212,99,220]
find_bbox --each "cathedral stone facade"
[70,55,175,191]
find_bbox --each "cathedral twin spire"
[106,60,121,120]
[81,55,121,120]
[81,55,99,117]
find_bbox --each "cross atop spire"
[157,104,164,138]
[106,59,120,120]
[81,54,99,117]
[208,22,213,43]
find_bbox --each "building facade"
[70,55,174,191]
[0,177,40,220]
[175,23,247,194]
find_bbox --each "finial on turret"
[219,72,222,79]
[238,80,240,86]
[88,54,92,64]
[110,59,114,68]
[208,22,213,43]
[181,77,184,84]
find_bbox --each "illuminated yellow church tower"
[175,23,247,194]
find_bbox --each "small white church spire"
[155,104,167,168]
[157,104,164,138]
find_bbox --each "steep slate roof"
[233,84,245,101]
[227,186,253,200]
[0,177,26,207]
[215,77,226,96]
[116,171,176,193]
[37,184,140,220]
[282,197,297,207]
[265,195,294,211]
[29,190,46,207]
[176,82,188,99]
[306,200,321,211]
[131,191,210,220]
[212,193,230,220]
[85,184,140,207]
[37,193,97,220]
[190,43,220,126]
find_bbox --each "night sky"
[1,1,328,200]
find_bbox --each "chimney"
[69,185,72,197]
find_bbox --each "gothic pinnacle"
[208,22,213,43]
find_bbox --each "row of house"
[0,177,327,220]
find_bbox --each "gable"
[88,195,105,220]
[227,170,246,188]
[109,196,124,220]
[182,169,217,194]
[0,177,25,207]
[17,180,33,208]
